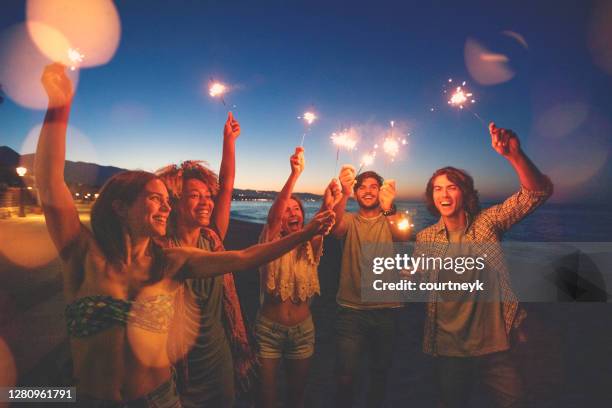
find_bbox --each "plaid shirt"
[415,179,553,356]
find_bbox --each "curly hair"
[155,160,219,200]
[425,166,481,217]
[155,161,220,234]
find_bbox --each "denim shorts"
[76,372,182,408]
[254,313,315,360]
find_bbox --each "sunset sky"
[1,0,611,202]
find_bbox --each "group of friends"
[36,63,552,408]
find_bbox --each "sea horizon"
[230,199,612,242]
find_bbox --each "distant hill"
[0,146,322,199]
[0,146,127,187]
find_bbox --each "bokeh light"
[529,105,611,196]
[20,123,99,167]
[0,215,59,268]
[0,23,80,109]
[26,0,121,68]
[465,37,515,85]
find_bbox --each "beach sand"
[2,218,612,407]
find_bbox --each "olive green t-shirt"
[337,212,401,309]
[435,229,509,356]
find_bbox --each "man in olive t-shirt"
[331,168,411,408]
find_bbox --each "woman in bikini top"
[37,64,335,405]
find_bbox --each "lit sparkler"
[381,120,408,162]
[67,48,84,71]
[300,111,317,125]
[396,212,414,231]
[443,78,486,127]
[331,129,357,150]
[357,147,378,175]
[383,137,400,158]
[446,80,475,110]
[298,111,318,146]
[331,128,358,174]
[208,81,228,105]
[209,82,226,97]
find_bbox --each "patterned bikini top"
[65,294,175,337]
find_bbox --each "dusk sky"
[1,0,611,202]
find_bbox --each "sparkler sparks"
[396,212,414,231]
[383,137,400,158]
[331,129,357,150]
[298,111,318,146]
[381,120,408,162]
[209,82,227,98]
[300,111,317,125]
[67,48,84,71]
[445,79,476,110]
[361,152,376,167]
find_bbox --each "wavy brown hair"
[425,166,481,217]
[91,170,164,273]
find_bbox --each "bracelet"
[382,204,396,216]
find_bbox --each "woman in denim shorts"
[256,147,341,408]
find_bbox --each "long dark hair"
[425,166,481,217]
[91,170,162,266]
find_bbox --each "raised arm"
[489,122,549,191]
[265,147,304,239]
[331,165,355,238]
[213,111,240,240]
[166,210,335,279]
[484,122,553,232]
[310,178,343,254]
[34,64,85,260]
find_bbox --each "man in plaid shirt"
[416,122,553,408]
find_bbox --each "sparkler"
[395,211,414,231]
[444,79,486,127]
[331,129,357,150]
[67,47,84,71]
[209,81,228,105]
[302,111,317,125]
[381,120,408,162]
[331,128,358,174]
[298,111,317,146]
[357,146,378,175]
[446,80,475,110]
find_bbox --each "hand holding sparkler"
[379,179,396,211]
[290,147,305,176]
[489,122,521,158]
[41,63,73,107]
[323,178,343,210]
[223,111,241,141]
[338,165,356,195]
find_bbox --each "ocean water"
[230,200,612,242]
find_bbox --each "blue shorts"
[254,313,315,360]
